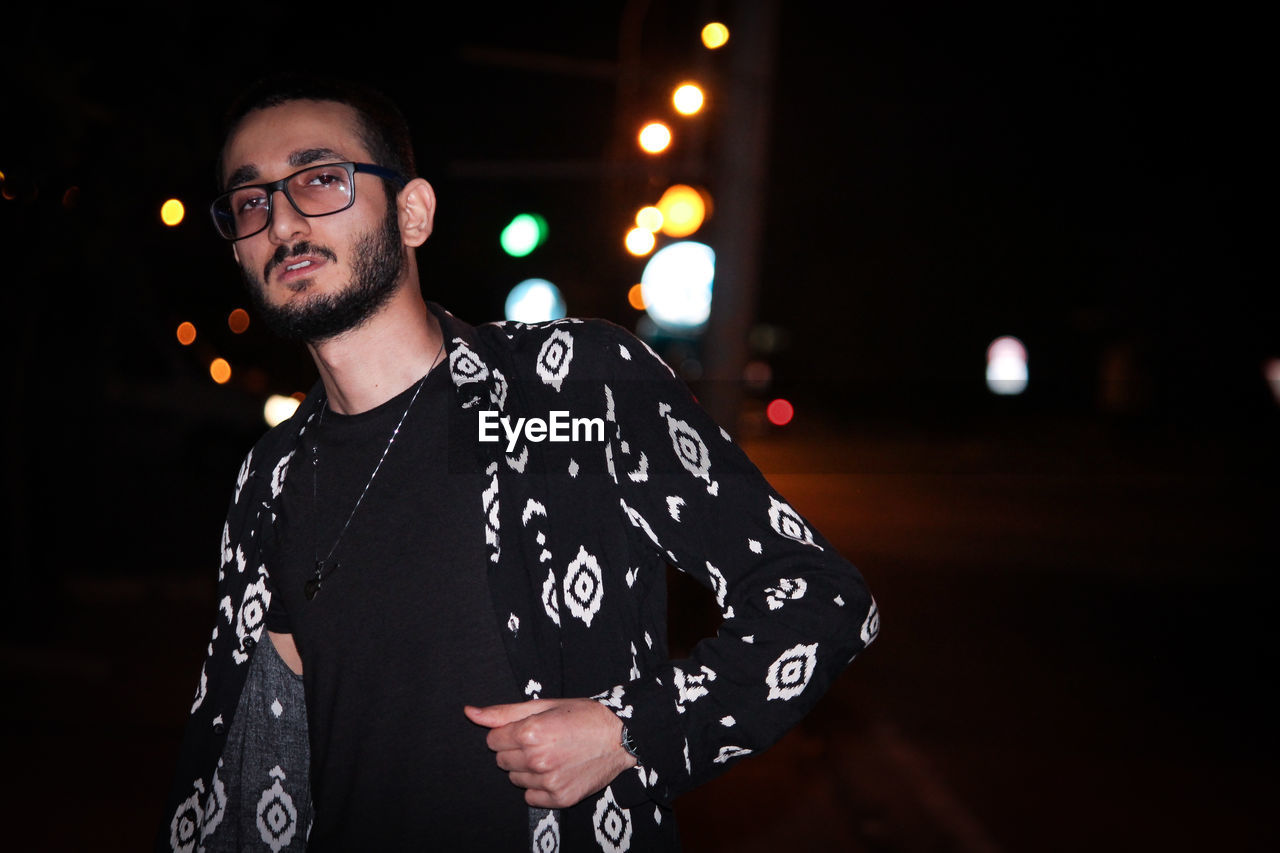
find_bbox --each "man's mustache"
[263,242,338,280]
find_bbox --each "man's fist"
[465,697,638,809]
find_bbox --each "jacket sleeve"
[593,324,879,806]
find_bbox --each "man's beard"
[242,205,405,343]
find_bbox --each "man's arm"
[468,322,877,809]
[591,323,877,804]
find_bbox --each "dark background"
[2,2,1275,850]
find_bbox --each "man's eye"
[304,169,348,190]
[238,195,268,213]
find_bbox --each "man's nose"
[268,188,310,242]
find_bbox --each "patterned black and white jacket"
[159,303,879,852]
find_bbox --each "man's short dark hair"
[217,74,417,189]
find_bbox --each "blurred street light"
[635,205,663,232]
[210,357,232,385]
[638,121,672,154]
[702,22,730,49]
[505,278,566,323]
[672,83,705,115]
[228,308,250,334]
[656,185,707,238]
[264,395,302,427]
[500,212,549,257]
[641,240,715,332]
[625,227,656,256]
[986,336,1028,395]
[161,199,185,226]
[176,322,197,346]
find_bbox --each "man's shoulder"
[473,316,675,383]
[243,382,323,467]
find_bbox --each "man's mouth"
[275,256,328,289]
[264,243,338,288]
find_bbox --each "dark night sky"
[1,2,1274,580]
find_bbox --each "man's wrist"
[619,723,641,764]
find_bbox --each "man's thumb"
[464,700,544,727]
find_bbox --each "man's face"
[221,100,405,342]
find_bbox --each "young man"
[160,75,879,852]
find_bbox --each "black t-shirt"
[265,368,529,850]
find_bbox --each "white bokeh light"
[264,395,301,427]
[505,278,567,323]
[640,241,715,332]
[986,336,1028,395]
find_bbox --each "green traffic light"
[500,213,549,257]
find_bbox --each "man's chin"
[281,275,319,295]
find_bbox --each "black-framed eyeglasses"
[209,161,408,241]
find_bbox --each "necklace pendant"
[305,560,340,601]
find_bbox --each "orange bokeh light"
[176,322,197,346]
[228,308,250,334]
[210,358,232,385]
[627,283,646,311]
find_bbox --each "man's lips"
[274,255,328,285]
[263,242,338,286]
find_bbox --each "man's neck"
[306,284,444,416]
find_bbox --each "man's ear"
[397,178,436,248]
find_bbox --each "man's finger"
[464,700,550,728]
[506,770,543,791]
[485,723,524,753]
[494,748,533,773]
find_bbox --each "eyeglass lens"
[217,164,354,239]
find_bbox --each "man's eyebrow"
[224,164,260,191]
[289,148,349,168]
[223,149,348,191]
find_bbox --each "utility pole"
[700,0,779,434]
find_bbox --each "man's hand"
[464,698,638,809]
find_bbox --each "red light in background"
[766,398,794,426]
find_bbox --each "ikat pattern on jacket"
[160,303,878,852]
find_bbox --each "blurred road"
[3,414,1276,851]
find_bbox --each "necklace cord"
[307,335,448,598]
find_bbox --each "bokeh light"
[744,360,773,391]
[986,336,1028,395]
[635,206,664,233]
[1265,358,1280,406]
[702,22,730,49]
[209,358,232,385]
[656,185,707,238]
[640,240,715,331]
[500,213,549,257]
[176,322,197,346]
[264,394,302,428]
[504,278,567,323]
[627,283,646,311]
[625,227,657,256]
[766,398,795,426]
[638,122,672,154]
[672,83,705,115]
[161,199,185,226]
[228,308,250,334]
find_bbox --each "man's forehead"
[222,100,369,187]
